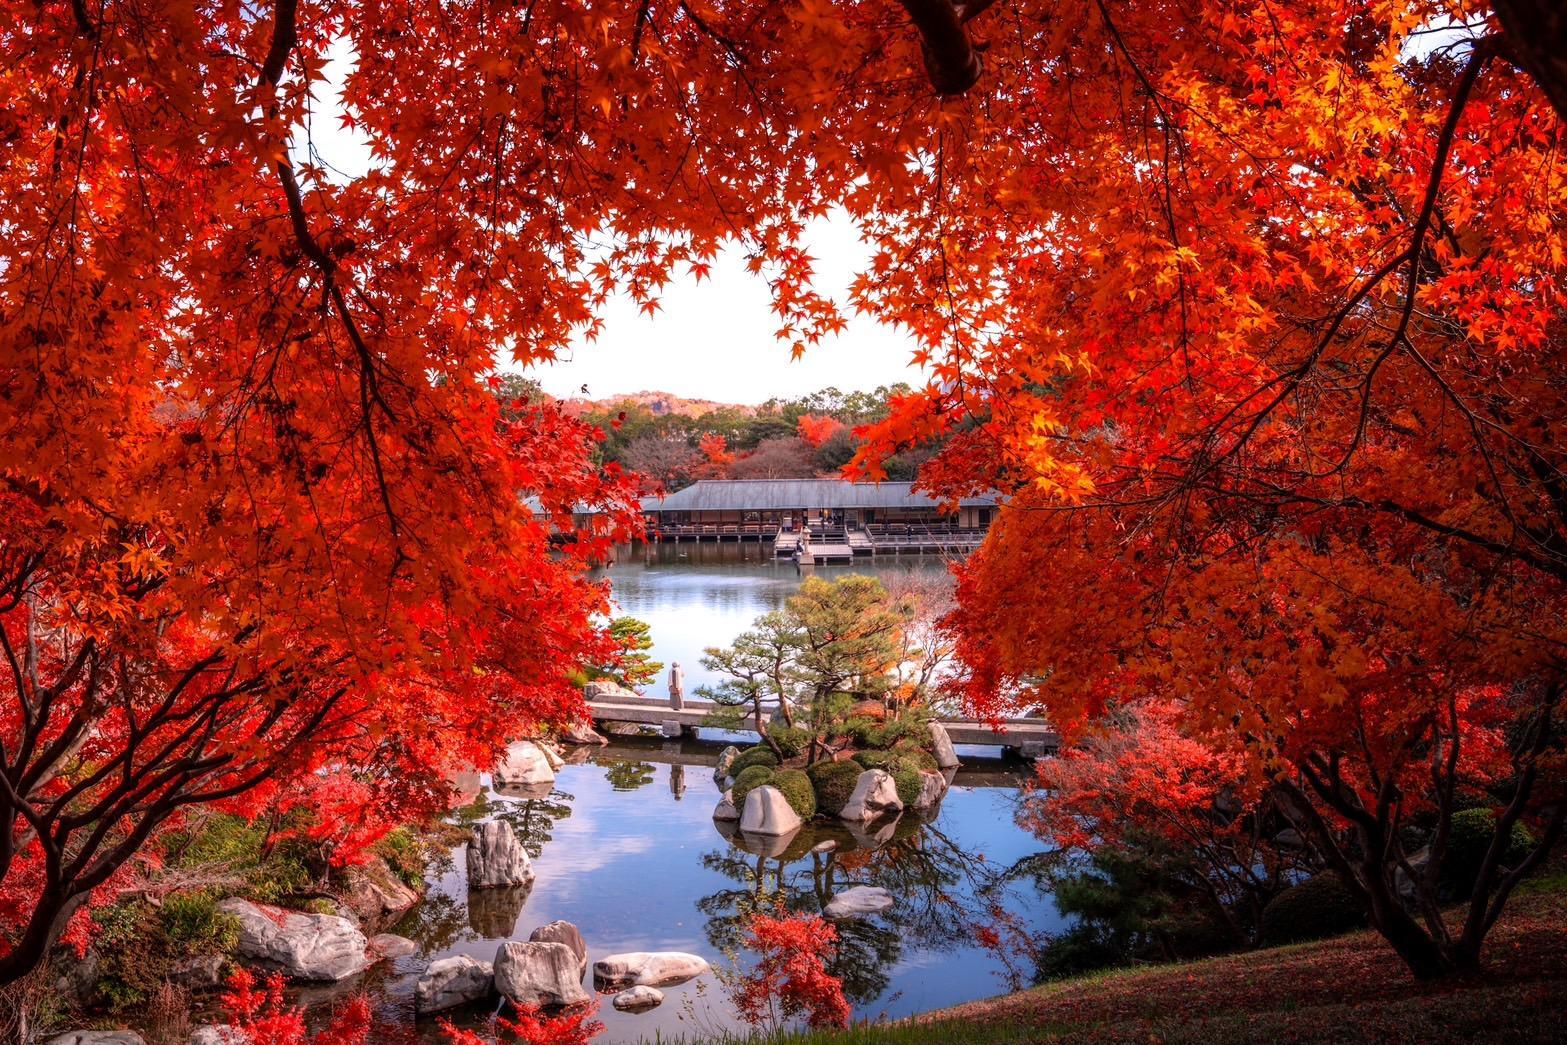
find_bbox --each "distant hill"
[558,390,757,418]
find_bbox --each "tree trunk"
[1492,1,1567,122]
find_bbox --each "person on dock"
[669,661,685,710]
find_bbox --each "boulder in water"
[217,898,370,982]
[593,951,710,989]
[466,820,534,888]
[529,919,588,978]
[927,721,960,769]
[740,784,802,836]
[612,985,665,1012]
[838,769,903,821]
[415,954,495,1014]
[494,941,591,1008]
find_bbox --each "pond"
[259,545,1059,1042]
[331,739,1058,1042]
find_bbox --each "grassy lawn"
[677,875,1567,1044]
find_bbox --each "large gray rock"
[823,885,895,919]
[612,985,665,1012]
[340,853,421,926]
[494,941,591,1008]
[536,741,566,771]
[593,951,710,989]
[493,740,556,789]
[529,919,588,978]
[583,679,640,701]
[838,769,904,821]
[928,721,960,769]
[218,898,369,982]
[712,789,739,821]
[49,1035,147,1045]
[466,820,534,888]
[170,952,226,988]
[415,954,495,1014]
[740,784,802,836]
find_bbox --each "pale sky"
[302,44,926,406]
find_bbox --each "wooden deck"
[585,695,1060,755]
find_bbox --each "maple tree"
[729,911,851,1031]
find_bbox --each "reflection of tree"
[388,888,469,954]
[695,814,1048,1007]
[491,789,575,858]
[603,759,656,792]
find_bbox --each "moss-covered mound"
[729,745,780,778]
[890,766,924,806]
[807,759,864,814]
[771,768,817,818]
[731,764,775,808]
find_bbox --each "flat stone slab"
[593,951,710,989]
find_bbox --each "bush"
[159,892,241,952]
[1259,871,1364,946]
[891,746,938,772]
[375,826,426,890]
[731,764,776,808]
[890,766,923,806]
[852,749,895,770]
[807,760,864,815]
[730,746,781,778]
[1443,807,1537,899]
[766,720,812,759]
[771,768,817,818]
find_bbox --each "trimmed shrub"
[730,746,780,778]
[807,760,864,815]
[1443,807,1537,898]
[771,768,817,818]
[890,766,923,807]
[731,764,775,808]
[766,720,812,760]
[852,749,895,770]
[1258,872,1364,946]
[891,746,938,772]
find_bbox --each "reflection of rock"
[467,883,531,938]
[494,740,556,789]
[529,920,588,978]
[713,789,739,821]
[340,854,421,927]
[714,745,740,783]
[367,933,418,960]
[732,825,803,859]
[593,952,710,989]
[844,812,902,850]
[740,785,802,836]
[811,839,837,854]
[928,722,960,769]
[839,770,903,821]
[910,770,949,815]
[218,898,369,982]
[467,820,534,888]
[494,941,592,1008]
[415,954,495,1014]
[558,718,609,745]
[823,885,895,920]
[612,985,664,1012]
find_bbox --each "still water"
[293,545,1056,1042]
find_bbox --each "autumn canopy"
[2,0,1565,994]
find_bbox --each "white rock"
[529,919,588,978]
[811,839,838,854]
[911,770,949,814]
[466,820,534,888]
[928,721,961,769]
[593,951,711,989]
[415,954,495,1014]
[368,933,418,960]
[49,1035,147,1045]
[494,941,591,1008]
[536,741,566,770]
[838,769,904,821]
[494,740,557,788]
[217,898,370,982]
[558,718,609,745]
[187,1027,245,1045]
[712,789,740,821]
[583,680,640,701]
[740,784,802,836]
[823,885,895,919]
[612,985,665,1012]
